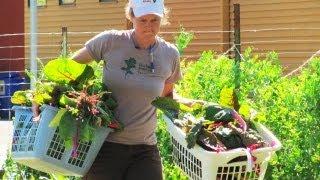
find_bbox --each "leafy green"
[213,126,244,149]
[49,109,68,128]
[185,121,203,149]
[58,110,76,149]
[44,58,94,86]
[59,94,77,107]
[204,104,233,122]
[196,129,220,151]
[81,124,95,142]
[151,97,193,119]
[105,98,118,110]
[11,90,33,106]
[11,57,122,151]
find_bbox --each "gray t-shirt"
[85,30,182,145]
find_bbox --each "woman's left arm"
[162,83,174,98]
[162,83,204,107]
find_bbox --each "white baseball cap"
[129,0,164,18]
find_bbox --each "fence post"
[61,27,68,57]
[234,4,241,62]
[233,3,241,111]
[221,0,230,53]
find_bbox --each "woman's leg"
[124,145,163,180]
[83,142,131,180]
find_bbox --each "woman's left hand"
[178,98,206,107]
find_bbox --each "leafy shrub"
[259,59,320,179]
[2,153,49,180]
[175,47,320,179]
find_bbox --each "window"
[28,0,47,7]
[59,0,76,5]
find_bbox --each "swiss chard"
[11,58,123,151]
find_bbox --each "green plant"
[174,26,194,56]
[1,59,97,180]
[258,59,320,179]
[11,58,122,152]
[175,48,320,179]
[2,152,49,180]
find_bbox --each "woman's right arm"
[71,47,94,64]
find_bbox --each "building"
[0,0,24,72]
[23,0,320,71]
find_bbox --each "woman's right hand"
[32,103,41,122]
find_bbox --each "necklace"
[149,46,155,73]
[131,32,157,73]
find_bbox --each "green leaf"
[56,110,76,147]
[44,57,94,85]
[81,124,95,142]
[174,26,194,56]
[11,90,32,106]
[239,103,251,119]
[59,94,77,107]
[33,92,52,105]
[49,109,68,128]
[64,138,73,150]
[49,173,66,180]
[97,102,113,125]
[203,104,221,119]
[105,98,117,109]
[73,65,95,87]
[185,121,203,149]
[219,87,235,108]
[151,97,193,113]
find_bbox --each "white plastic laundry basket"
[11,105,111,176]
[163,115,281,180]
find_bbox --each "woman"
[72,0,194,179]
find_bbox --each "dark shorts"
[83,141,163,180]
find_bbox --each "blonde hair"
[124,2,170,26]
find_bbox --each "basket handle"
[226,148,253,172]
[244,148,253,172]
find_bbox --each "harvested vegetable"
[152,97,267,152]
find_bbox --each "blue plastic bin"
[0,72,25,119]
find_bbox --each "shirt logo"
[138,63,153,74]
[121,57,136,78]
